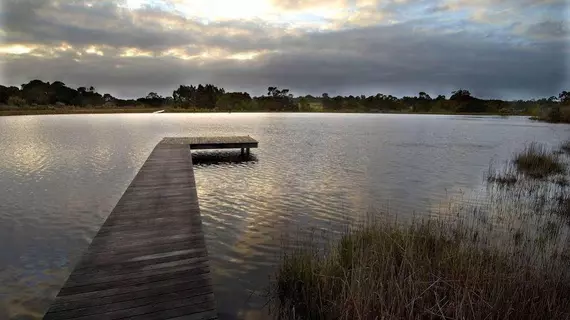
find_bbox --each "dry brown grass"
[273,218,570,320]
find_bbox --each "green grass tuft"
[513,142,565,178]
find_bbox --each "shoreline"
[0,108,528,117]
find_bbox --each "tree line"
[1,80,569,118]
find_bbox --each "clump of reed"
[513,142,565,178]
[561,140,570,154]
[273,217,570,320]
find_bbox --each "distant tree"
[559,91,570,104]
[258,86,295,111]
[21,79,47,90]
[216,92,251,111]
[418,92,432,100]
[138,92,165,107]
[172,84,224,109]
[146,92,161,100]
[173,85,195,107]
[268,87,277,96]
[19,80,51,105]
[450,89,471,100]
[103,93,115,103]
[51,83,78,105]
[267,86,290,98]
[0,85,20,104]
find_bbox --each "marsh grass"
[486,141,569,218]
[561,140,570,154]
[486,162,518,185]
[273,140,570,320]
[273,217,570,320]
[487,142,567,185]
[513,142,565,178]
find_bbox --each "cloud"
[524,20,569,40]
[0,0,568,99]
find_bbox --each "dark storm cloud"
[0,0,284,52]
[525,20,568,40]
[213,22,567,98]
[0,0,568,99]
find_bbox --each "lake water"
[0,113,568,319]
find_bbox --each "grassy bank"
[273,141,570,320]
[530,106,570,123]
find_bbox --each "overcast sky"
[0,0,568,99]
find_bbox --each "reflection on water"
[0,113,568,319]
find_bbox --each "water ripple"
[0,114,567,319]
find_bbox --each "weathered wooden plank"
[43,139,220,319]
[140,309,218,320]
[49,278,212,312]
[44,287,214,319]
[163,136,258,144]
[85,233,207,253]
[86,235,206,254]
[46,294,215,320]
[68,258,210,283]
[66,258,210,286]
[98,216,203,233]
[162,136,258,150]
[51,279,212,312]
[92,225,204,242]
[73,248,208,270]
[52,276,212,305]
[73,241,208,272]
[79,236,205,258]
[60,264,210,298]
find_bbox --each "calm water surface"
[0,113,568,319]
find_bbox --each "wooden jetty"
[43,136,258,320]
[163,136,258,156]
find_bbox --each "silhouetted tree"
[559,91,570,104]
[418,92,432,100]
[450,89,472,100]
[2,78,565,117]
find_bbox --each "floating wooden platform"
[163,136,258,155]
[42,136,258,320]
